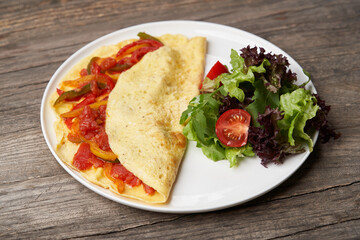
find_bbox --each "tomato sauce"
[59,40,163,196]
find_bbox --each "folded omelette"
[52,34,206,203]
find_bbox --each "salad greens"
[180,46,339,167]
[219,49,268,102]
[278,88,319,152]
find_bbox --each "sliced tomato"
[73,142,94,170]
[111,163,142,187]
[143,183,156,195]
[215,109,251,147]
[200,61,229,89]
[67,132,82,143]
[64,117,73,129]
[89,157,105,168]
[104,162,125,193]
[206,61,229,80]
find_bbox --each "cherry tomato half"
[215,109,251,147]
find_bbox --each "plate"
[41,20,318,213]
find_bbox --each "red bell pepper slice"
[72,93,96,110]
[54,84,91,106]
[56,88,64,95]
[130,46,158,64]
[116,39,163,58]
[99,57,117,71]
[80,68,88,77]
[87,57,100,75]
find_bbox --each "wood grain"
[0,0,359,239]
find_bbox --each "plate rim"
[41,20,318,213]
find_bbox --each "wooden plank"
[1,181,358,239]
[0,0,359,239]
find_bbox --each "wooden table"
[1,0,359,239]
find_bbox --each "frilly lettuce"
[180,87,255,166]
[180,46,337,167]
[219,50,268,102]
[278,88,319,151]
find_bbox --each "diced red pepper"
[97,73,115,91]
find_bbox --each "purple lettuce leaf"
[306,94,341,143]
[248,106,305,167]
[240,45,297,93]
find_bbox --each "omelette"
[52,33,206,203]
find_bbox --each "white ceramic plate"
[41,20,318,213]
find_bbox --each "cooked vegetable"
[137,32,162,43]
[88,141,118,161]
[54,84,91,106]
[60,100,107,118]
[87,57,100,75]
[108,63,131,72]
[115,39,163,59]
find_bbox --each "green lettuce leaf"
[180,85,255,164]
[219,50,267,102]
[245,78,280,126]
[183,120,226,161]
[200,76,222,94]
[225,144,255,167]
[199,139,226,161]
[180,87,227,160]
[278,88,319,151]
